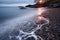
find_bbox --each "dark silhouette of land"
[26,0,60,8]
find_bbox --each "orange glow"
[39,0,43,3]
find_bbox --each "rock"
[48,3,60,8]
[26,5,37,8]
[26,4,43,8]
[26,2,60,8]
[18,6,26,9]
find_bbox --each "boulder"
[18,6,26,9]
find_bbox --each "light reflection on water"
[37,8,47,15]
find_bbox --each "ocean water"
[0,6,38,40]
[0,6,47,40]
[0,6,37,32]
[0,0,60,40]
[0,6,37,23]
[0,5,60,40]
[0,0,36,39]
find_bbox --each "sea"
[0,0,60,40]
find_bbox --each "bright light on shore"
[39,0,43,3]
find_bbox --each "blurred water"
[0,6,37,34]
[0,6,49,40]
[0,6,36,22]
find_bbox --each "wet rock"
[18,6,26,9]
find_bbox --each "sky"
[0,0,34,4]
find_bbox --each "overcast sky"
[0,0,34,4]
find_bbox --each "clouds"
[0,0,34,4]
